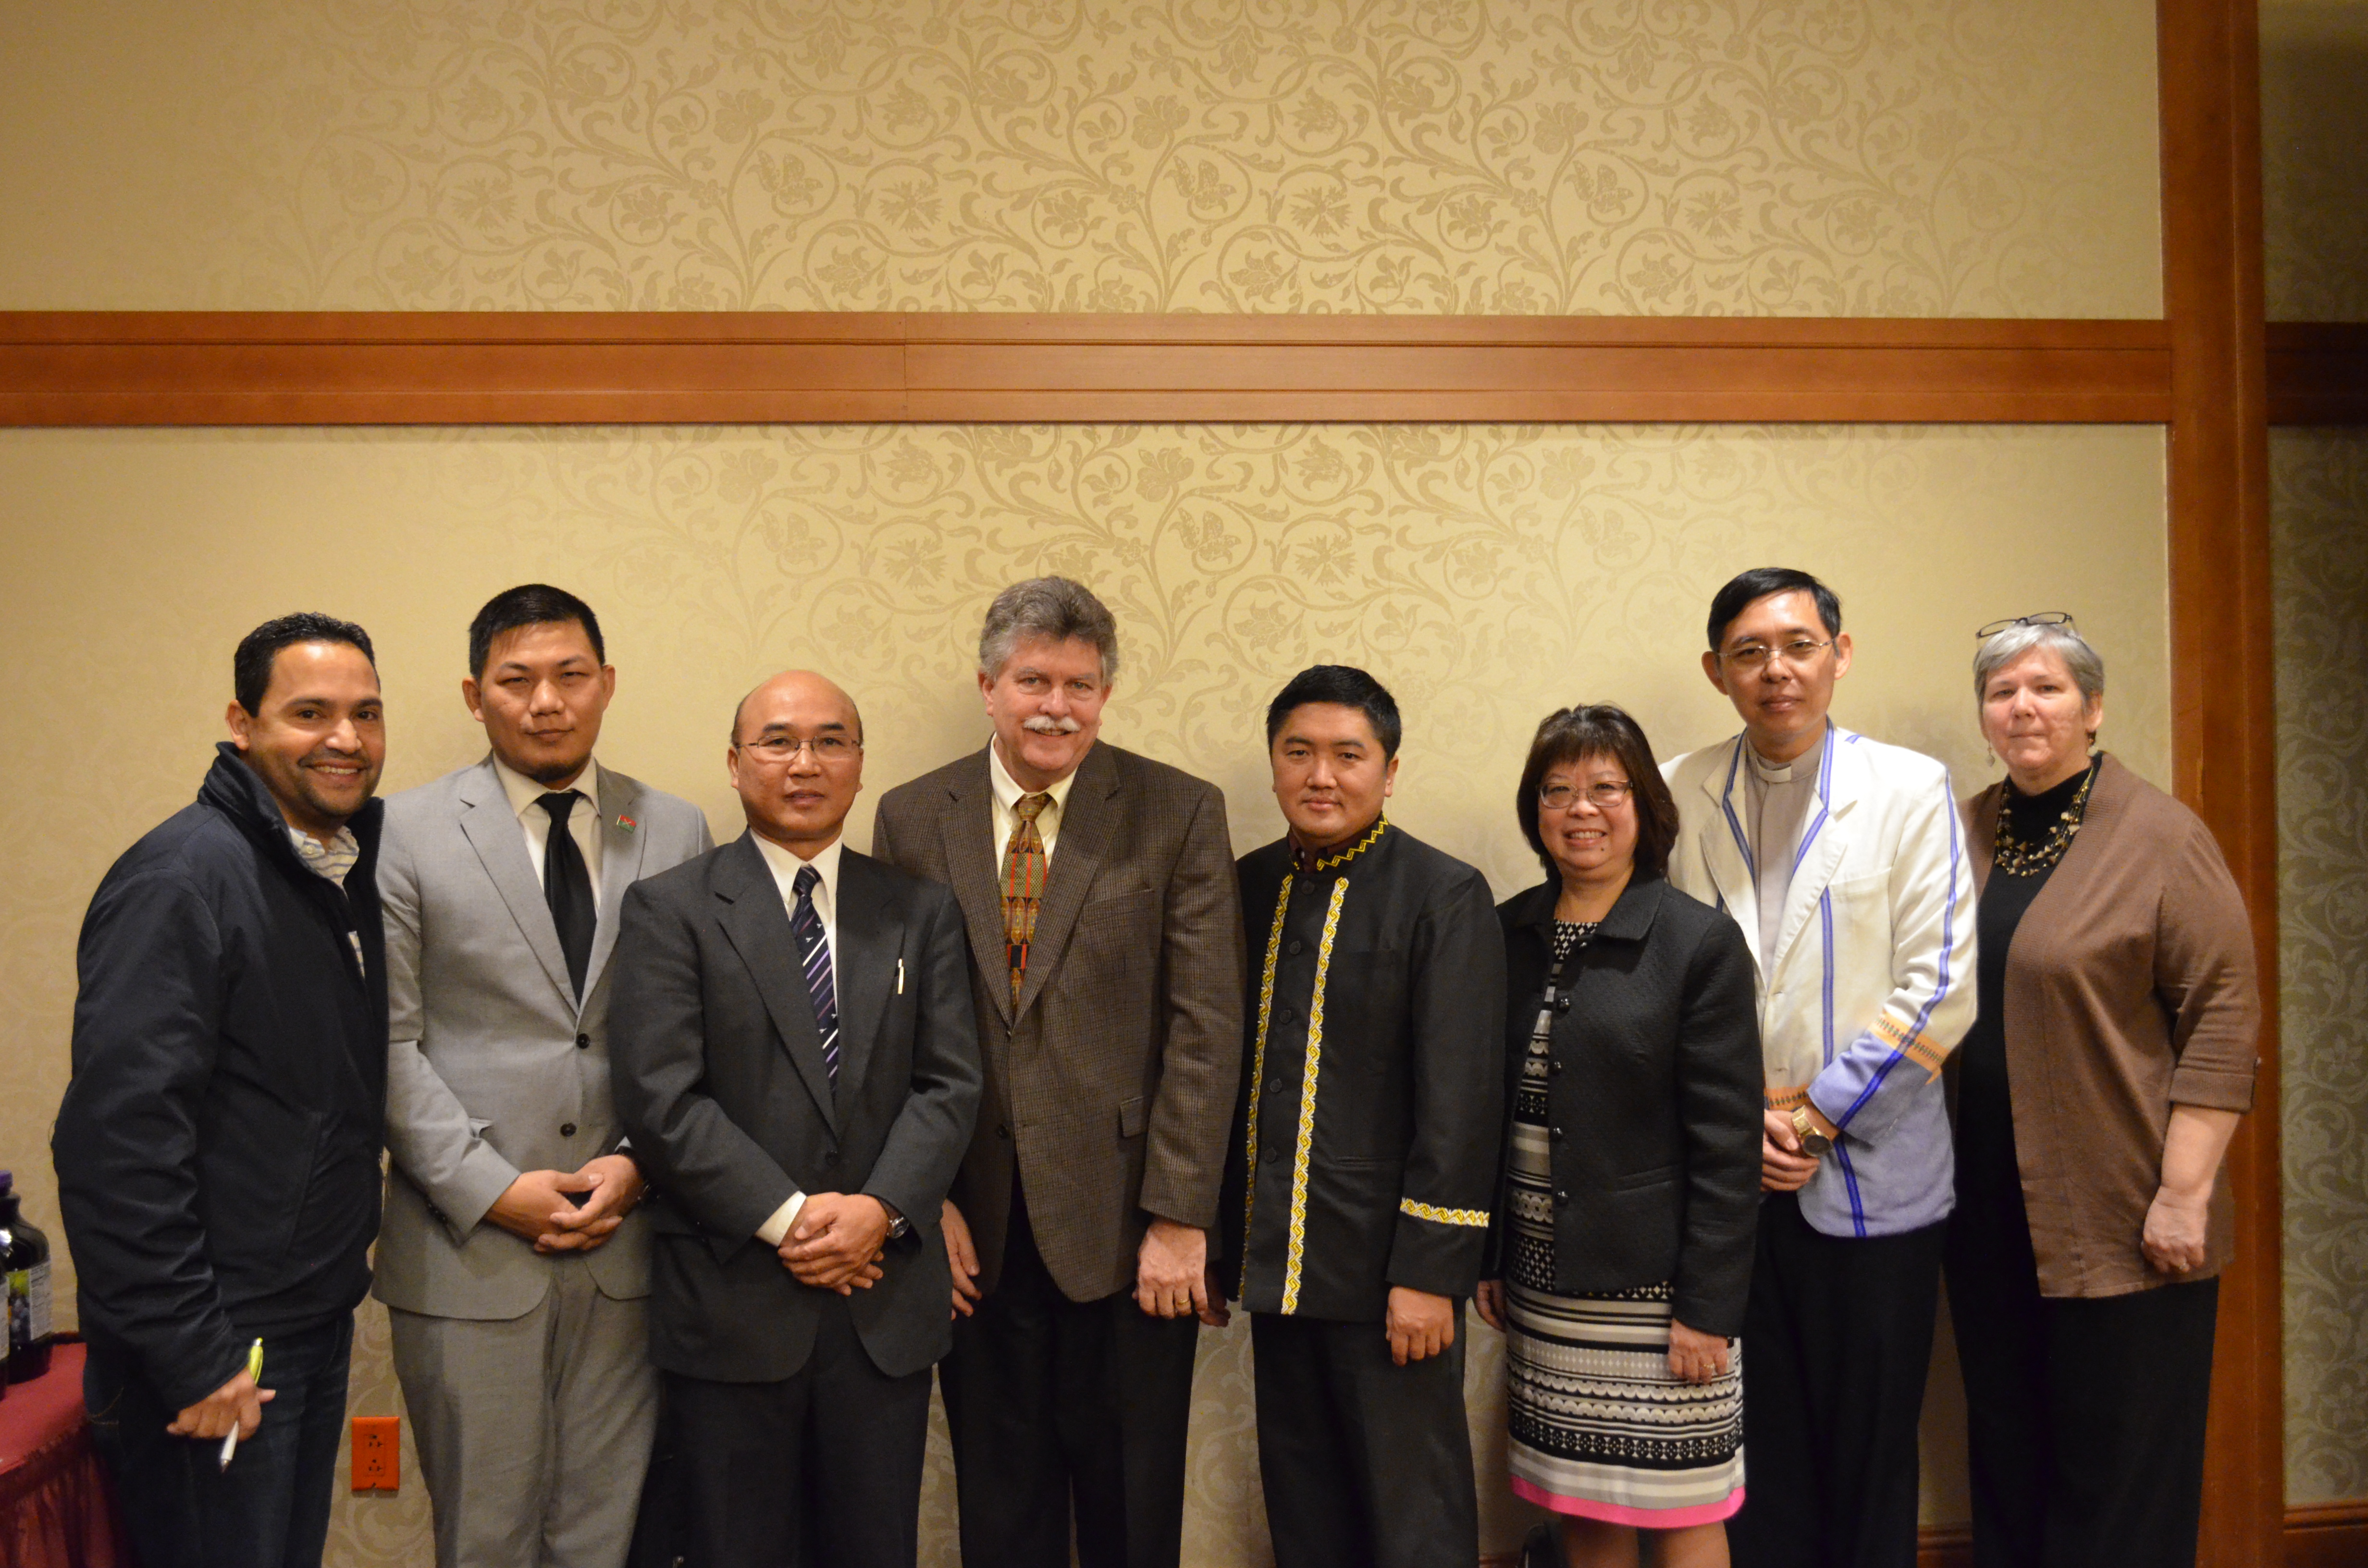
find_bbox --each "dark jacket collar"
[1290,814,1391,875]
[1505,870,1668,942]
[199,740,385,881]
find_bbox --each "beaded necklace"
[1991,761,2097,877]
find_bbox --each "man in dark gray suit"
[612,670,981,1568]
[871,578,1245,1568]
[375,585,713,1568]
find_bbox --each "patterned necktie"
[536,792,595,1000]
[1002,792,1052,1006]
[790,864,840,1080]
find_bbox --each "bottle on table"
[0,1170,54,1383]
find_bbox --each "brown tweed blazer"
[873,741,1246,1302]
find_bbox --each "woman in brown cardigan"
[1948,615,2258,1568]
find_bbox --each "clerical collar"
[1290,815,1388,874]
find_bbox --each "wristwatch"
[1792,1105,1834,1157]
[878,1200,910,1241]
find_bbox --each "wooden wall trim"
[0,312,2174,427]
[2159,1,2283,1566]
[2269,322,2368,426]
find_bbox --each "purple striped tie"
[790,865,839,1080]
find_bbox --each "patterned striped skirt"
[1503,1280,1745,1527]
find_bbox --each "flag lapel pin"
[617,815,638,834]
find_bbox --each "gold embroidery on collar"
[1280,876,1350,1314]
[1398,1198,1489,1228]
[1238,873,1293,1297]
[1301,815,1388,873]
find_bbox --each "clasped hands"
[1761,1104,1838,1192]
[777,1193,893,1295]
[488,1153,644,1253]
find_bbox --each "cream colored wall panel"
[0,0,2162,316]
[0,422,2164,1560]
[2262,0,2368,321]
[2273,428,2368,1506]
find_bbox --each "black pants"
[939,1192,1200,1568]
[1946,1202,2218,1568]
[660,1296,932,1568]
[84,1314,352,1568]
[1729,1193,1944,1568]
[1250,1309,1476,1568]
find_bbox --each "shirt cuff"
[754,1190,807,1247]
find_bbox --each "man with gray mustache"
[872,577,1246,1568]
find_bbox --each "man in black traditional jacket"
[1212,664,1507,1568]
[55,613,391,1568]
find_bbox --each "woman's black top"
[1955,758,2099,1232]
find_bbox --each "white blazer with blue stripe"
[1663,724,1977,1238]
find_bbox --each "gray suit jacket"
[372,757,713,1320]
[872,742,1246,1302]
[610,834,982,1382]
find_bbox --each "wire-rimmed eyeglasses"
[1975,612,2075,640]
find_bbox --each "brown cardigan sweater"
[1961,754,2259,1298]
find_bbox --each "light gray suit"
[374,757,712,1568]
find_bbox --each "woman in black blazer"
[1477,703,1763,1568]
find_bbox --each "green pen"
[217,1338,264,1470]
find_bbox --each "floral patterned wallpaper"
[2272,429,2368,1505]
[0,420,2170,1561]
[2262,0,2368,321]
[0,0,2162,315]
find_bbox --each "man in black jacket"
[54,613,390,1568]
[1213,666,1506,1568]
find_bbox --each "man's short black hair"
[1264,665,1404,759]
[233,612,377,715]
[1705,567,1843,651]
[468,584,605,678]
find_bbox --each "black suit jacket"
[610,833,982,1383]
[1487,874,1763,1337]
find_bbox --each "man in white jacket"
[1663,568,1975,1568]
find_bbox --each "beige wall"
[3,0,2161,316]
[2262,0,2368,1508]
[0,422,2171,1562]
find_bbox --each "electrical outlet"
[350,1416,399,1491]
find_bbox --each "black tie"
[537,792,595,1000]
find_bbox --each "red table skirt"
[0,1345,126,1568]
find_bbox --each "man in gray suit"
[374,584,713,1568]
[872,578,1246,1568]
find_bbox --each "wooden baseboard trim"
[1477,1504,2368,1568]
[0,311,2175,427]
[2269,321,2368,427]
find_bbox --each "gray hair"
[1973,621,2105,705]
[978,576,1121,683]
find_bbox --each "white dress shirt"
[491,754,605,907]
[750,832,845,1246]
[988,736,1081,870]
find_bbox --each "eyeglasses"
[1720,637,1831,671]
[1539,780,1635,811]
[735,733,861,764]
[1975,612,2075,639]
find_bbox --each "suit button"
[1551,1126,1566,1141]
[997,1123,1011,1139]
[1278,1004,1297,1023]
[560,1123,577,1137]
[576,1033,591,1050]
[1263,1145,1282,1164]
[1548,1059,1564,1076]
[1554,1188,1570,1206]
[1287,939,1305,956]
[1555,996,1572,1015]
